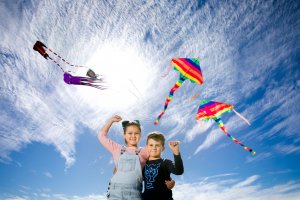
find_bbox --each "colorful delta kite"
[196,100,255,155]
[155,58,203,125]
[33,41,105,90]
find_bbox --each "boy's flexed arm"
[169,141,180,155]
[168,141,184,175]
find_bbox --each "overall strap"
[135,147,142,155]
[120,145,126,155]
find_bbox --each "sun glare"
[77,41,152,111]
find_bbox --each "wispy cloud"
[233,175,260,188]
[185,121,212,143]
[268,169,293,175]
[193,128,223,155]
[44,171,53,179]
[246,152,272,163]
[0,0,299,172]
[274,143,300,154]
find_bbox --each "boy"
[142,132,184,200]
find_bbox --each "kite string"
[45,47,89,70]
[162,62,172,78]
[47,55,65,72]
[232,109,251,126]
[129,79,143,101]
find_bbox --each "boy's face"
[147,138,164,159]
[123,125,141,147]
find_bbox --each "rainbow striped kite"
[196,100,255,155]
[155,58,203,125]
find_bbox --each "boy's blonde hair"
[146,131,165,147]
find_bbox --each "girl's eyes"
[127,132,140,135]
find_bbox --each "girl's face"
[123,125,141,147]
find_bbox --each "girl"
[98,115,174,200]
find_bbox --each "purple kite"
[33,41,105,89]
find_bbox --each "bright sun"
[76,41,153,112]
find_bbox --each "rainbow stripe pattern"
[196,100,256,155]
[155,58,203,125]
[172,58,203,85]
[196,100,233,121]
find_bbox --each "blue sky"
[0,0,299,199]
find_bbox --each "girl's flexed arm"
[99,115,122,135]
[98,115,122,153]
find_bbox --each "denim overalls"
[107,146,142,200]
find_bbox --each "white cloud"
[4,197,29,200]
[173,177,300,200]
[3,194,107,200]
[44,171,53,178]
[3,176,300,200]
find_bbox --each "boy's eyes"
[148,144,161,147]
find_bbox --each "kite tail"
[215,119,256,155]
[232,109,251,125]
[76,76,107,90]
[154,76,185,125]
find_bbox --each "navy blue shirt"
[142,154,184,200]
